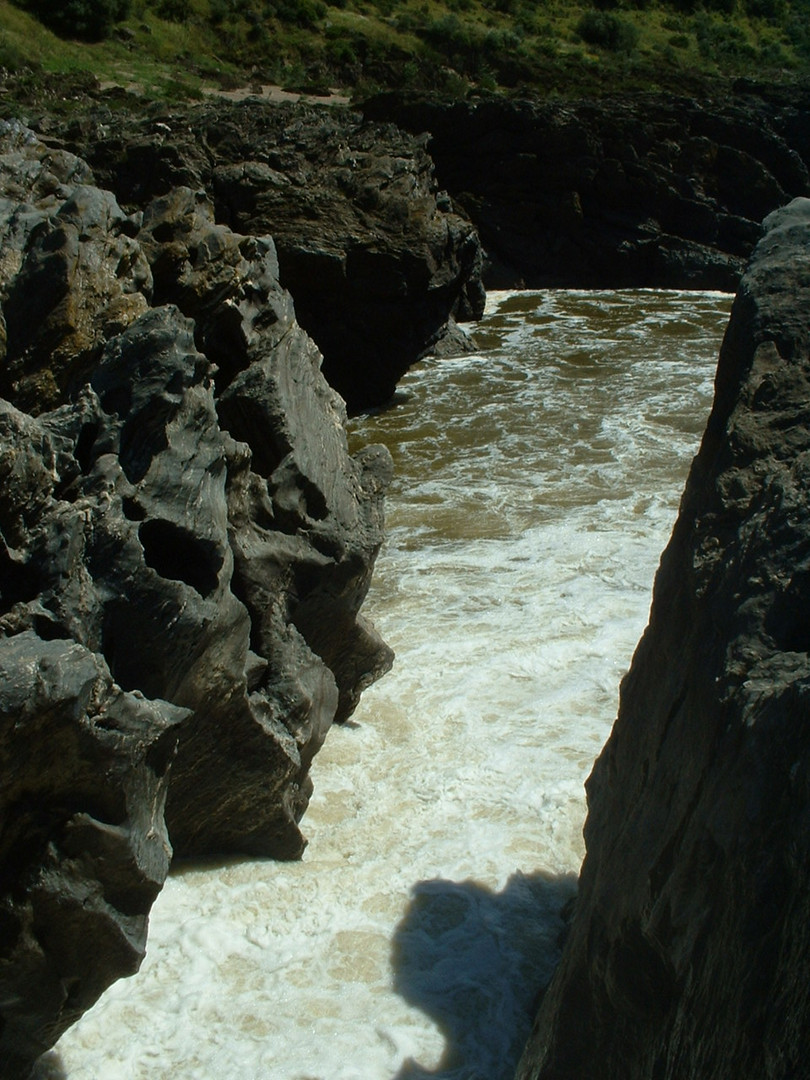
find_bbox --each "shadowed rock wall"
[516,198,810,1079]
[0,119,392,1076]
[363,87,810,292]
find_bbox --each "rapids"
[40,289,732,1080]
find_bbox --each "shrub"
[482,27,523,63]
[23,0,131,40]
[326,36,358,64]
[423,13,476,58]
[758,37,790,63]
[694,14,756,59]
[0,31,25,69]
[155,0,192,19]
[576,10,640,52]
[267,0,326,26]
[744,0,787,20]
[209,0,230,23]
[785,11,810,56]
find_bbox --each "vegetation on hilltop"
[0,0,808,108]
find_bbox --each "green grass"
[0,0,808,110]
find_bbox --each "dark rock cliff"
[0,119,392,1076]
[516,198,810,1079]
[363,86,810,292]
[42,100,485,412]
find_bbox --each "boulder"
[0,120,150,413]
[363,88,810,291]
[48,101,486,411]
[0,629,184,1080]
[0,122,392,1073]
[516,199,810,1078]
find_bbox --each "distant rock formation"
[363,87,810,291]
[0,119,392,1076]
[516,198,810,1078]
[45,100,485,411]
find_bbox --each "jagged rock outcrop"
[0,629,184,1080]
[0,120,392,1075]
[516,198,810,1079]
[363,86,810,291]
[44,100,485,411]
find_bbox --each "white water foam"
[42,290,731,1080]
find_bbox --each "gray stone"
[363,89,810,291]
[0,630,184,1080]
[516,198,810,1080]
[50,100,485,411]
[0,123,393,1075]
[0,123,150,413]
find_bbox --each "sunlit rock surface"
[516,199,810,1078]
[0,119,392,1076]
[49,100,485,411]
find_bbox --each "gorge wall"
[42,100,485,413]
[363,85,810,292]
[516,198,810,1078]
[4,83,810,1080]
[0,119,393,1076]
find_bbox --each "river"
[40,289,732,1080]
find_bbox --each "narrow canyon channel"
[40,289,733,1080]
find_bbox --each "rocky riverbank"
[516,197,810,1078]
[37,99,485,413]
[3,81,810,1079]
[0,119,394,1077]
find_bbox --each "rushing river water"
[42,289,732,1080]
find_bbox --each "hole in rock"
[0,553,39,611]
[0,909,20,959]
[98,385,132,418]
[31,614,70,641]
[765,568,810,653]
[166,371,185,396]
[74,421,100,475]
[122,497,146,522]
[138,518,223,598]
[101,605,161,696]
[215,395,287,479]
[118,403,172,485]
[149,221,177,245]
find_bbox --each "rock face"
[47,100,485,411]
[0,120,392,1074]
[363,87,810,291]
[0,631,184,1080]
[516,198,810,1079]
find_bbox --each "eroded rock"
[363,89,810,291]
[0,121,392,1074]
[50,101,485,411]
[0,628,184,1080]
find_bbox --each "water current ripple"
[46,289,732,1080]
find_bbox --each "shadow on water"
[390,870,577,1080]
[31,1051,67,1079]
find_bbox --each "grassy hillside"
[0,0,808,109]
